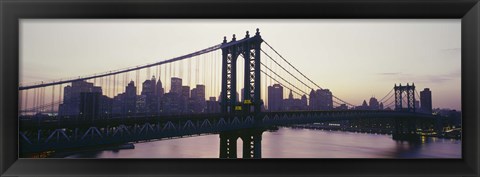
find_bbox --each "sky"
[20,19,461,110]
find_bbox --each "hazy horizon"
[20,19,461,110]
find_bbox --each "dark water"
[65,127,461,158]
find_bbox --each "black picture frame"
[1,0,479,176]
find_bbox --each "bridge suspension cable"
[260,62,309,98]
[261,70,307,99]
[261,41,355,107]
[261,69,344,106]
[382,92,395,106]
[384,100,396,109]
[378,88,394,103]
[19,43,222,90]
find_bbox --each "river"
[64,127,461,158]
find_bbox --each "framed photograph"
[1,0,479,176]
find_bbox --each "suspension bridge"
[18,29,437,158]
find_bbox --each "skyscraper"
[79,92,101,120]
[206,96,220,113]
[125,81,137,114]
[369,97,379,110]
[301,95,308,110]
[182,86,191,99]
[309,89,316,110]
[190,84,206,113]
[156,78,165,112]
[58,80,102,116]
[420,88,432,114]
[317,89,333,110]
[170,77,182,95]
[268,84,283,111]
[142,76,157,114]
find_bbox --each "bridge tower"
[220,29,263,114]
[219,29,263,159]
[394,83,416,112]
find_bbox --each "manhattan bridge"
[18,29,437,158]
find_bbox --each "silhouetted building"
[162,92,183,114]
[156,78,165,112]
[182,86,191,112]
[335,104,348,110]
[142,76,158,114]
[301,95,308,109]
[125,81,137,114]
[206,97,220,113]
[369,97,379,110]
[317,89,333,110]
[136,95,147,114]
[182,86,190,99]
[170,77,182,95]
[98,95,112,118]
[356,100,369,110]
[190,85,206,113]
[79,92,101,120]
[420,88,432,114]
[112,81,137,116]
[309,89,316,110]
[268,84,283,111]
[283,90,307,111]
[59,80,102,116]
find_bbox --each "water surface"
[65,127,461,158]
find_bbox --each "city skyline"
[51,75,433,117]
[20,19,461,110]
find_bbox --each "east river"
[64,127,461,158]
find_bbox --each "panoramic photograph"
[18,19,461,158]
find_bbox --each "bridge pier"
[241,130,262,158]
[219,129,263,159]
[219,132,238,158]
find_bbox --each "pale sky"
[20,19,461,110]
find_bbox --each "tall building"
[125,81,137,114]
[141,76,158,114]
[420,88,432,114]
[170,77,182,95]
[206,96,220,113]
[156,78,165,96]
[136,95,147,114]
[182,86,191,99]
[79,92,101,120]
[283,90,307,111]
[268,84,283,111]
[181,86,191,112]
[309,89,316,110]
[301,95,308,110]
[162,92,183,114]
[58,80,102,116]
[141,76,156,96]
[356,100,369,110]
[317,89,333,110]
[190,85,206,113]
[369,97,379,110]
[156,78,165,112]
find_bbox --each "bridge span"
[20,110,437,158]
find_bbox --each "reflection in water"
[65,127,461,158]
